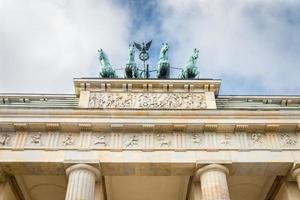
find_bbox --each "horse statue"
[180,48,200,79]
[125,44,139,78]
[98,49,117,78]
[157,43,170,79]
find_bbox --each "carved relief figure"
[251,133,263,144]
[221,134,231,145]
[0,134,10,146]
[192,134,201,145]
[31,133,42,145]
[157,134,170,147]
[125,135,139,147]
[93,135,107,146]
[122,93,134,107]
[280,133,297,146]
[63,134,75,146]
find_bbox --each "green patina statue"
[157,43,170,79]
[97,42,200,79]
[125,44,139,78]
[180,48,200,79]
[98,49,117,78]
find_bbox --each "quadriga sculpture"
[125,44,139,78]
[157,43,170,79]
[98,49,117,78]
[180,48,200,79]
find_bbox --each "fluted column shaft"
[292,168,300,190]
[197,164,230,200]
[65,164,100,200]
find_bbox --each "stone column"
[292,168,300,190]
[189,182,202,200]
[95,182,105,200]
[275,181,300,200]
[196,164,230,200]
[65,164,100,200]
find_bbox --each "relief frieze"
[0,131,299,151]
[88,92,206,109]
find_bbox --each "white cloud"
[0,0,299,95]
[158,0,300,94]
[0,0,130,93]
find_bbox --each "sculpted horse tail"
[180,48,200,79]
[125,44,139,78]
[157,43,170,79]
[98,49,117,78]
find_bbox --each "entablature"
[1,123,300,152]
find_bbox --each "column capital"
[195,164,229,180]
[66,164,100,179]
[196,164,231,200]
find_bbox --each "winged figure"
[134,40,152,52]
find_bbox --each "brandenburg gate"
[1,78,300,200]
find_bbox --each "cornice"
[1,108,300,117]
[73,78,222,96]
[0,122,299,133]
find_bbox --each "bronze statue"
[180,48,200,79]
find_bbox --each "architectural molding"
[0,129,299,151]
[195,164,229,178]
[73,78,222,95]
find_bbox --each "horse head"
[97,48,111,68]
[98,49,104,61]
[193,48,199,61]
[129,44,135,57]
[159,43,169,61]
[161,43,169,53]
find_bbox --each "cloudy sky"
[0,0,300,95]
